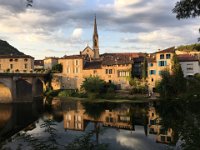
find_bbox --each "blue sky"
[0,0,199,59]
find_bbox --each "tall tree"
[171,54,186,95]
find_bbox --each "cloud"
[72,28,83,39]
[0,0,199,59]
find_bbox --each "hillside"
[0,40,25,55]
[177,43,200,51]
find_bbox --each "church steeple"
[93,15,99,59]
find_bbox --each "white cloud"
[72,28,83,39]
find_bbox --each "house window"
[75,60,79,65]
[109,69,112,74]
[105,69,109,74]
[150,120,156,125]
[10,64,13,69]
[149,70,156,75]
[75,67,79,73]
[166,54,171,59]
[24,58,28,62]
[24,64,28,69]
[118,71,129,77]
[0,64,1,69]
[167,136,171,142]
[15,59,18,62]
[93,70,97,74]
[187,67,193,70]
[148,63,153,67]
[9,59,13,62]
[160,54,164,59]
[106,69,112,74]
[158,61,167,66]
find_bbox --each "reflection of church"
[63,101,134,131]
[52,16,145,90]
[61,101,174,144]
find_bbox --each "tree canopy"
[177,43,200,51]
[173,0,200,41]
[173,0,200,19]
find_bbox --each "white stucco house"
[178,54,200,77]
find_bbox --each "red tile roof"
[177,54,199,62]
[156,47,175,54]
[61,55,84,59]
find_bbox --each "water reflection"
[0,99,44,143]
[0,99,180,150]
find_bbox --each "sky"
[0,0,199,59]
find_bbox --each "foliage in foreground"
[173,0,200,41]
[2,119,108,150]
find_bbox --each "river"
[0,98,199,150]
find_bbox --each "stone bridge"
[0,73,48,103]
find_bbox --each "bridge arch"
[16,78,32,101]
[0,82,12,103]
[33,78,44,97]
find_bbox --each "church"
[52,16,143,90]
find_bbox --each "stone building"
[177,54,200,77]
[147,47,175,92]
[52,16,143,90]
[44,57,58,70]
[0,55,34,73]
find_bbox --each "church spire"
[93,14,99,59]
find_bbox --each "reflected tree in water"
[157,99,200,149]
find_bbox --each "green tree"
[51,63,63,73]
[142,57,148,79]
[81,76,105,99]
[173,0,200,41]
[156,70,175,99]
[171,54,186,95]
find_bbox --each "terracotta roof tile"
[156,47,175,54]
[177,54,199,62]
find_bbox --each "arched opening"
[0,82,12,103]
[16,79,32,100]
[34,79,43,97]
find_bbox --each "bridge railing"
[0,70,50,74]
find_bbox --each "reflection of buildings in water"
[148,107,173,144]
[0,105,12,129]
[63,102,134,131]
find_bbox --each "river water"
[0,98,199,150]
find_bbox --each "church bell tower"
[93,15,99,59]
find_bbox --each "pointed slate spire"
[93,14,99,59]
